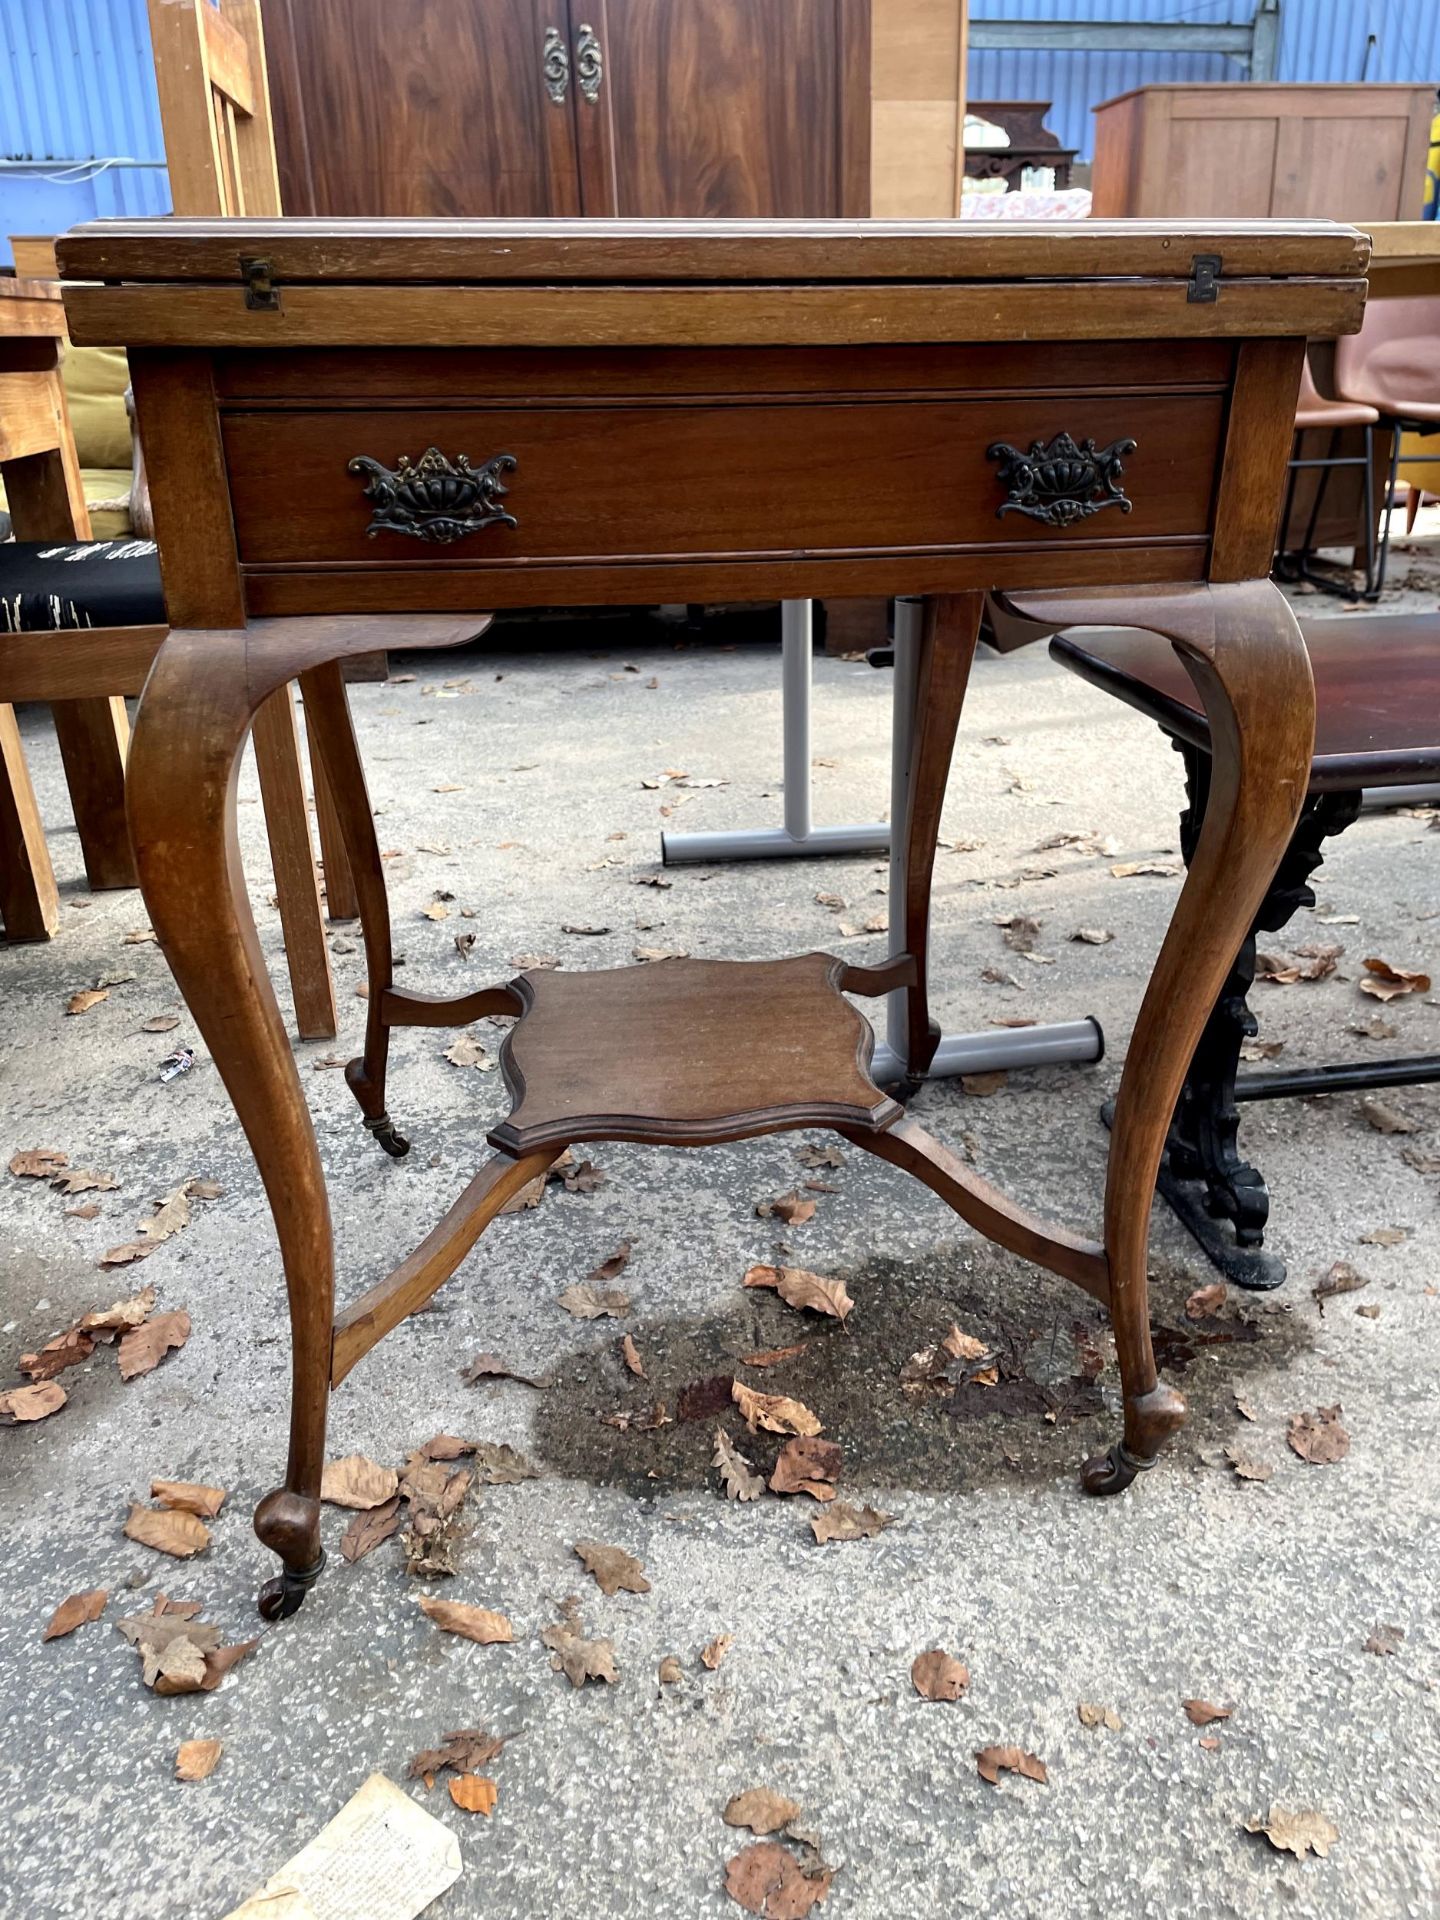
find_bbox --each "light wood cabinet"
[1092,84,1435,222]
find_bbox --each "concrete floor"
[0,561,1437,1919]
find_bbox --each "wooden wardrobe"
[259,0,874,218]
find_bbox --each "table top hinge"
[240,255,280,311]
[1187,253,1221,304]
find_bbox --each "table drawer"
[223,392,1225,568]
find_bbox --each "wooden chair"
[0,279,134,935]
[1051,613,1440,1289]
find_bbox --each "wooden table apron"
[57,217,1363,1619]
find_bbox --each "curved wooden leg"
[126,630,335,1616]
[298,663,406,1155]
[1004,580,1315,1494]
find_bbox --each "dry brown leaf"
[702,1633,735,1671]
[740,1343,808,1370]
[499,1172,547,1214]
[724,1842,832,1919]
[560,1158,607,1194]
[559,1281,632,1320]
[810,1501,893,1544]
[151,1480,226,1518]
[448,1774,498,1815]
[1255,943,1343,985]
[1110,859,1180,879]
[724,1788,802,1836]
[1244,1806,1339,1859]
[65,1204,100,1221]
[975,1746,1048,1786]
[51,1167,118,1195]
[42,1588,107,1641]
[659,1654,684,1685]
[320,1454,400,1510]
[9,1147,68,1179]
[960,1070,1008,1097]
[1359,1226,1409,1247]
[1185,1283,1227,1319]
[175,1739,223,1782]
[797,1144,844,1169]
[911,1650,969,1701]
[1077,1702,1122,1731]
[417,1596,514,1644]
[1070,927,1114,945]
[941,1324,990,1363]
[459,1352,547,1389]
[742,1265,853,1324]
[80,1284,156,1336]
[541,1598,618,1687]
[20,1325,96,1381]
[407,1729,509,1784]
[141,1013,181,1033]
[574,1540,651,1597]
[444,1034,494,1070]
[98,1241,156,1270]
[620,1333,646,1378]
[1360,1095,1420,1134]
[1313,1261,1369,1304]
[713,1429,765,1503]
[1364,1623,1405,1657]
[1182,1699,1232,1726]
[769,1437,842,1502]
[340,1495,403,1564]
[124,1505,210,1558]
[0,1380,67,1423]
[1359,956,1431,1001]
[1226,1448,1274,1483]
[116,1310,191,1380]
[67,988,109,1016]
[754,1192,817,1227]
[1288,1405,1350,1464]
[732,1381,822,1437]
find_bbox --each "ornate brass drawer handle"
[347,447,518,545]
[986,431,1136,528]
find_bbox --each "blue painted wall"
[0,0,170,267]
[969,1,1440,166]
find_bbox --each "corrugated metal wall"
[969,0,1440,161]
[0,0,169,265]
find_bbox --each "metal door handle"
[575,22,603,104]
[542,25,570,104]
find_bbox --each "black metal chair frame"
[1279,418,1440,603]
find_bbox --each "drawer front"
[223,392,1225,568]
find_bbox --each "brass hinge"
[1187,254,1221,304]
[240,255,279,311]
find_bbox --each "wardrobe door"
[260,0,583,215]
[570,0,870,217]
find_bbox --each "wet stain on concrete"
[531,1239,1312,1499]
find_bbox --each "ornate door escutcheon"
[986,431,1137,528]
[346,447,518,545]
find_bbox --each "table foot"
[257,1552,326,1621]
[362,1109,410,1158]
[254,1488,325,1618]
[1080,1384,1187,1495]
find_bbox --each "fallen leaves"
[124,1505,210,1558]
[1360,1095,1420,1135]
[0,1381,67,1423]
[1183,1699,1232,1727]
[19,1325,95,1381]
[1110,859,1180,879]
[1226,1447,1274,1483]
[417,1596,514,1644]
[724,1842,831,1918]
[1255,943,1343,984]
[975,1746,1048,1786]
[459,1352,547,1389]
[733,1381,822,1437]
[754,1192,816,1227]
[444,1034,495,1071]
[448,1774,498,1815]
[809,1502,892,1544]
[1070,926,1114,945]
[321,1455,400,1510]
[101,1177,218,1270]
[397,1448,473,1578]
[116,1310,191,1380]
[743,1265,853,1324]
[702,1633,735,1671]
[559,1280,632,1320]
[66,987,109,1016]
[175,1739,223,1782]
[1243,1806,1339,1860]
[724,1789,802,1836]
[1077,1702,1122,1731]
[1359,956,1430,1001]
[574,1540,651,1597]
[1184,1283,1227,1320]
[408,1728,509,1786]
[1313,1261,1369,1305]
[659,1654,683,1685]
[713,1429,765,1503]
[911,1650,969,1701]
[117,1597,256,1695]
[9,1147,69,1179]
[42,1588,107,1641]
[151,1480,226,1518]
[1287,1405,1351,1465]
[768,1437,842,1503]
[542,1596,618,1687]
[1364,1622,1405,1657]
[340,1496,403,1563]
[620,1332,646,1378]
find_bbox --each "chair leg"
[308,717,359,922]
[125,629,335,1620]
[50,697,137,891]
[1365,423,1404,603]
[252,688,337,1042]
[0,703,59,939]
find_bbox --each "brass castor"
[1079,1440,1155,1496]
[364,1112,410,1158]
[256,1552,326,1621]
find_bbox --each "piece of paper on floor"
[220,1772,462,1920]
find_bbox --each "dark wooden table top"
[1051,613,1440,790]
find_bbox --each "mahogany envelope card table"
[57,216,1367,1619]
